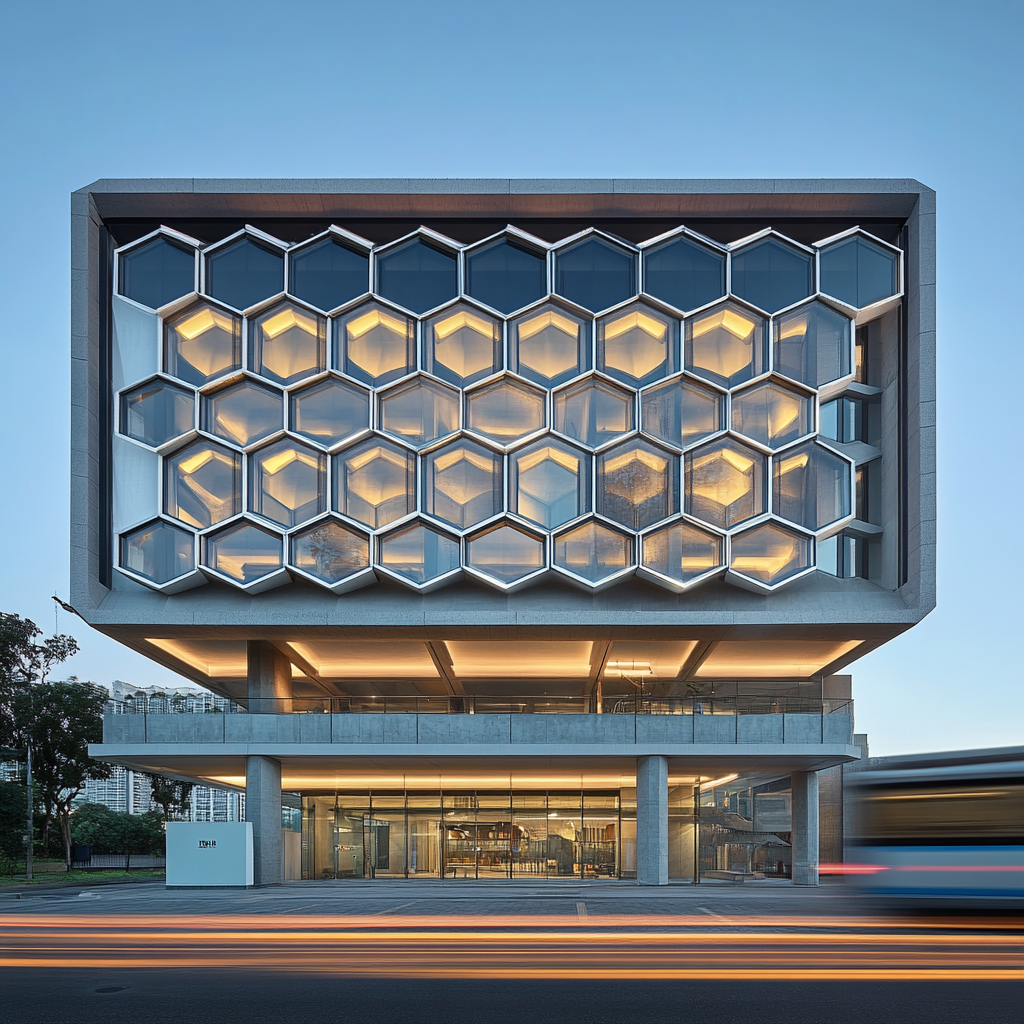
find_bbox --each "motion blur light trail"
[2,914,1020,981]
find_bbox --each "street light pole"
[26,741,33,881]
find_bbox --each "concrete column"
[636,755,669,885]
[246,754,282,886]
[791,770,819,886]
[247,640,291,713]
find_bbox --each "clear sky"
[1,0,1021,756]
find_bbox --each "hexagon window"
[642,520,724,587]
[379,521,461,586]
[554,237,636,312]
[819,236,899,309]
[685,304,765,389]
[289,238,369,312]
[685,439,766,531]
[640,376,722,451]
[730,238,812,314]
[204,379,283,449]
[597,305,677,387]
[120,520,195,585]
[773,302,852,389]
[164,304,241,386]
[205,521,283,585]
[730,521,812,586]
[466,377,545,448]
[206,237,284,312]
[510,304,590,387]
[466,238,546,314]
[511,440,590,530]
[119,237,195,310]
[334,303,415,387]
[332,438,415,530]
[596,440,678,531]
[121,379,194,448]
[424,439,502,531]
[289,519,369,584]
[376,238,457,314]
[164,441,240,529]
[466,523,545,586]
[250,303,325,386]
[290,377,369,448]
[553,377,634,449]
[731,381,812,450]
[379,377,460,450]
[554,520,633,585]
[249,440,326,529]
[425,306,501,386]
[773,442,851,534]
[643,236,725,313]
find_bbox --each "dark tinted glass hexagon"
[819,238,898,308]
[644,237,725,312]
[377,239,457,314]
[206,238,284,311]
[730,239,812,313]
[554,238,636,312]
[465,239,546,314]
[121,380,194,447]
[289,238,369,311]
[119,238,195,309]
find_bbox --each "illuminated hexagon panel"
[117,222,891,594]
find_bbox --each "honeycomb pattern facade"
[113,223,902,594]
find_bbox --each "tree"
[0,780,27,875]
[71,803,165,870]
[145,774,194,823]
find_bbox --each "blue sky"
[1,0,1021,755]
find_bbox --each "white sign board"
[166,821,254,887]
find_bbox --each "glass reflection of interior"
[121,521,195,584]
[640,377,721,450]
[773,302,851,388]
[424,440,503,530]
[729,522,811,584]
[466,378,545,446]
[379,522,461,584]
[819,237,898,309]
[336,305,415,386]
[686,440,765,530]
[467,524,545,583]
[250,442,326,529]
[685,306,763,388]
[164,441,240,528]
[119,237,195,310]
[251,305,325,385]
[165,305,241,386]
[512,307,587,386]
[731,382,812,449]
[290,378,369,448]
[379,379,459,449]
[122,381,194,447]
[553,379,634,448]
[205,380,282,448]
[597,442,677,530]
[642,521,723,585]
[427,308,500,385]
[598,308,674,385]
[290,520,369,583]
[206,522,283,584]
[333,440,415,530]
[554,521,632,583]
[512,442,589,529]
[773,443,850,532]
[729,239,812,314]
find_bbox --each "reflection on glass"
[206,522,283,584]
[206,238,284,312]
[336,305,415,386]
[686,305,764,388]
[730,522,812,585]
[773,302,852,388]
[640,377,721,450]
[122,380,194,447]
[251,304,325,385]
[554,521,633,583]
[121,520,195,584]
[379,378,459,448]
[773,442,850,532]
[466,523,545,584]
[465,239,546,314]
[554,379,634,448]
[512,306,588,386]
[205,380,282,448]
[819,237,898,309]
[555,237,636,312]
[249,441,326,529]
[597,307,674,385]
[511,442,590,529]
[427,307,500,386]
[643,236,725,312]
[290,520,369,582]
[730,239,812,314]
[379,521,461,584]
[686,440,765,530]
[164,441,240,528]
[424,440,502,530]
[290,378,369,448]
[333,439,415,530]
[731,382,812,449]
[642,521,723,585]
[376,239,458,314]
[466,378,545,446]
[289,238,368,312]
[165,305,241,386]
[119,238,195,310]
[596,441,677,530]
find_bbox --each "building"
[75,178,936,885]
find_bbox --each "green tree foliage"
[0,780,27,875]
[70,802,164,869]
[144,774,194,822]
